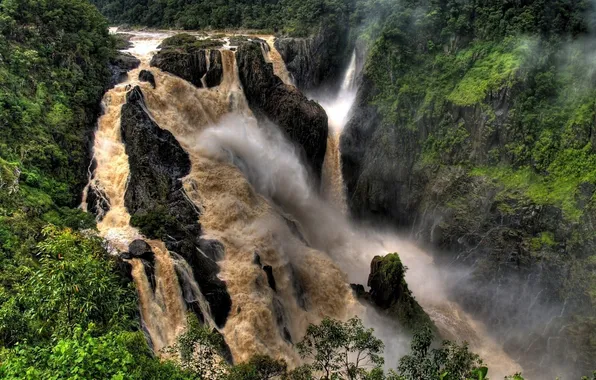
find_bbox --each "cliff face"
[120,86,232,327]
[236,42,328,179]
[341,68,596,377]
[275,25,351,92]
[150,48,223,88]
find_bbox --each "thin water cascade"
[319,49,358,211]
[263,36,294,85]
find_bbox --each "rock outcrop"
[275,25,351,91]
[236,42,328,179]
[150,48,223,88]
[352,254,434,332]
[108,52,140,88]
[120,86,231,327]
[138,70,156,88]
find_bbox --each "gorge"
[1,0,595,379]
[83,29,537,378]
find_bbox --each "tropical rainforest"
[1,0,595,379]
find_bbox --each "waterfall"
[341,50,357,92]
[319,49,359,211]
[84,33,523,378]
[263,36,294,85]
[82,32,208,354]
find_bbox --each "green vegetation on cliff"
[341,0,596,377]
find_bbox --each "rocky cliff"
[120,86,231,327]
[150,46,223,88]
[236,41,328,179]
[341,69,596,377]
[275,25,351,92]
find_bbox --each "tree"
[394,326,485,380]
[0,225,137,343]
[167,314,228,380]
[0,326,193,380]
[296,317,384,380]
[226,355,288,380]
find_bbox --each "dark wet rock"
[151,49,207,87]
[86,183,110,220]
[274,24,351,91]
[351,255,433,333]
[290,265,308,310]
[128,239,154,259]
[108,52,140,88]
[140,258,157,293]
[121,86,231,327]
[139,70,156,88]
[273,298,292,344]
[120,252,133,260]
[263,265,276,291]
[114,33,133,50]
[205,50,223,88]
[198,238,225,262]
[236,42,328,179]
[367,254,434,332]
[350,283,367,298]
[112,52,140,70]
[253,252,262,267]
[150,47,223,88]
[113,258,133,283]
[213,328,234,364]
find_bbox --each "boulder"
[150,48,223,88]
[108,52,140,88]
[263,265,276,291]
[150,49,207,87]
[120,86,231,327]
[139,70,156,88]
[236,42,328,179]
[85,182,110,220]
[353,254,434,333]
[128,239,154,259]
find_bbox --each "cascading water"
[83,31,200,354]
[318,49,359,211]
[85,30,522,378]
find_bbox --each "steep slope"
[341,1,596,377]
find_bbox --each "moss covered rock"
[353,253,434,333]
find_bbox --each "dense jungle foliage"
[90,0,357,35]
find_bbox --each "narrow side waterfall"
[263,36,294,85]
[319,49,358,211]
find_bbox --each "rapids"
[83,29,523,377]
